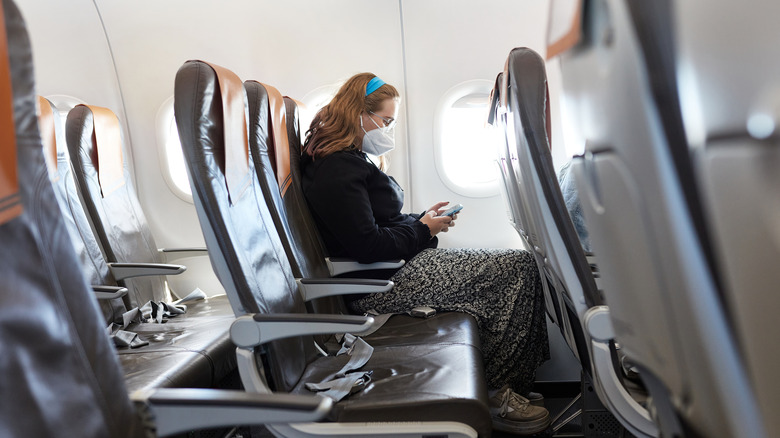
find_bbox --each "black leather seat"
[38,97,236,393]
[0,1,331,435]
[175,60,492,437]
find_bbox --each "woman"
[301,73,551,436]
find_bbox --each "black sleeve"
[306,157,432,263]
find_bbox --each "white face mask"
[360,114,395,156]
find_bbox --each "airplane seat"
[65,103,174,305]
[671,1,780,436]
[175,59,492,438]
[247,81,407,280]
[501,46,657,437]
[243,80,482,351]
[489,71,564,330]
[37,97,238,393]
[38,95,128,324]
[0,1,331,435]
[557,0,764,436]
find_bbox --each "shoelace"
[499,389,531,417]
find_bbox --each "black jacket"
[302,149,436,263]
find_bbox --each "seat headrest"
[75,104,125,197]
[203,61,250,204]
[37,96,58,181]
[0,4,21,225]
[504,47,552,147]
[247,80,292,196]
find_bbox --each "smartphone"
[439,203,464,217]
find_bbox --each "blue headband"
[365,76,385,96]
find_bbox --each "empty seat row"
[36,74,236,391]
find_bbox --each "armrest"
[158,247,208,254]
[131,388,331,437]
[325,257,405,276]
[91,285,128,300]
[230,313,374,348]
[108,263,186,281]
[296,278,393,301]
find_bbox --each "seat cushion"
[364,311,481,349]
[118,295,236,392]
[292,341,492,437]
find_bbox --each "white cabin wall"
[18,0,132,173]
[401,0,549,249]
[93,0,407,249]
[91,0,407,295]
[19,0,570,287]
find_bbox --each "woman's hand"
[420,210,455,238]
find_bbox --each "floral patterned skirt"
[348,248,550,393]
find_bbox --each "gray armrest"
[91,285,128,300]
[131,388,331,437]
[230,313,374,348]
[325,257,405,276]
[296,278,393,301]
[108,263,186,281]
[158,247,208,254]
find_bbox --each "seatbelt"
[305,333,374,402]
[107,323,149,349]
[0,2,22,226]
[351,310,395,338]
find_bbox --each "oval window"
[156,96,193,202]
[434,80,500,197]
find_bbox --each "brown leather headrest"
[203,61,249,203]
[37,96,58,181]
[77,104,125,198]
[255,82,292,197]
[0,4,22,225]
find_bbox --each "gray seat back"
[502,47,598,375]
[243,80,348,317]
[66,104,170,307]
[489,71,563,329]
[244,81,331,279]
[279,95,331,279]
[559,1,762,436]
[174,60,317,392]
[673,1,780,436]
[39,96,127,324]
[243,80,302,279]
[0,1,141,435]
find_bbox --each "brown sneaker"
[489,386,551,435]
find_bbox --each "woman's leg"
[349,248,550,393]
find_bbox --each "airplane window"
[434,80,500,197]
[157,96,193,201]
[301,83,340,132]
